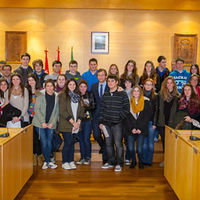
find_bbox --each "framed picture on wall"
[5,31,27,63]
[91,32,109,54]
[173,33,198,66]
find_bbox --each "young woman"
[142,78,158,166]
[190,64,199,75]
[58,79,84,170]
[27,73,42,166]
[139,61,156,87]
[189,74,200,98]
[76,80,95,165]
[55,74,67,93]
[33,79,59,169]
[108,64,120,77]
[5,73,29,127]
[124,86,151,169]
[157,76,179,166]
[177,84,200,129]
[120,60,139,89]
[123,78,133,165]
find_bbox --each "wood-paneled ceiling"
[1,0,200,10]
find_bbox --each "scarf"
[165,91,175,102]
[130,95,144,113]
[69,91,80,103]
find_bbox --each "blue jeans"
[78,120,92,159]
[143,121,155,164]
[62,132,76,163]
[35,127,54,163]
[128,134,144,164]
[92,118,107,162]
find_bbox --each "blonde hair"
[130,85,143,100]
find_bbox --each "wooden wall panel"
[0,8,200,74]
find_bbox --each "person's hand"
[1,101,8,108]
[136,129,141,134]
[48,123,53,129]
[73,122,80,131]
[42,122,47,128]
[117,86,123,92]
[132,129,137,134]
[152,125,156,130]
[99,124,104,130]
[184,116,193,123]
[12,117,20,123]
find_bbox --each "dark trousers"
[123,127,130,161]
[104,123,124,166]
[128,134,145,164]
[92,118,107,162]
[62,132,76,163]
[33,126,42,155]
[78,120,92,159]
[157,126,165,152]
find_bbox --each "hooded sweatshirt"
[65,70,82,83]
[170,69,191,93]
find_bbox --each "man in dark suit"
[91,68,109,163]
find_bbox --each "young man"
[170,57,191,93]
[44,60,62,82]
[65,60,82,83]
[14,53,33,86]
[1,64,12,84]
[155,56,170,93]
[171,60,176,72]
[0,60,6,77]
[32,59,48,89]
[99,75,130,172]
[82,58,98,91]
[91,69,109,164]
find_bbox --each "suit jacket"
[90,82,109,119]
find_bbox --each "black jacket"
[123,98,151,136]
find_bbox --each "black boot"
[130,161,136,169]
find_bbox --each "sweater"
[65,70,82,83]
[32,93,59,129]
[170,69,191,93]
[99,90,130,126]
[82,69,98,91]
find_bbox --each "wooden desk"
[164,126,200,200]
[0,125,33,200]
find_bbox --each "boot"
[33,154,37,166]
[37,154,43,166]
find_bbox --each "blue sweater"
[82,69,98,91]
[170,69,191,93]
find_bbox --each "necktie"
[100,84,103,98]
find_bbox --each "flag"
[57,46,60,61]
[44,49,49,74]
[71,46,74,61]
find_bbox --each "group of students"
[0,53,200,172]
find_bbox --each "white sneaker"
[159,161,164,167]
[114,165,122,172]
[62,162,71,170]
[101,163,114,169]
[125,160,131,166]
[42,162,48,170]
[50,156,55,164]
[48,162,57,169]
[76,159,85,165]
[83,158,90,165]
[69,161,76,169]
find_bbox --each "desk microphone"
[0,127,9,137]
[190,130,200,141]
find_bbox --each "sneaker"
[114,165,122,172]
[76,159,85,165]
[83,158,90,165]
[130,162,137,169]
[125,160,131,166]
[42,162,48,170]
[154,137,159,142]
[50,156,55,164]
[159,161,164,167]
[69,161,77,169]
[101,163,114,169]
[62,162,71,170]
[48,162,57,169]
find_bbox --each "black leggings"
[157,126,165,152]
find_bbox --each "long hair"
[189,73,199,87]
[140,61,156,85]
[190,64,199,75]
[130,85,143,101]
[0,78,8,99]
[9,73,24,100]
[121,60,138,82]
[62,78,79,99]
[108,64,119,77]
[78,80,89,94]
[143,78,156,99]
[161,76,179,101]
